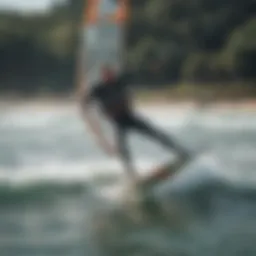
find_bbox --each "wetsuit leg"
[127,114,188,157]
[115,123,137,180]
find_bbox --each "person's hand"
[105,144,117,156]
[99,141,117,157]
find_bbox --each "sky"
[0,0,64,13]
[0,0,115,13]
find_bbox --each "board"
[121,154,193,214]
[139,154,191,190]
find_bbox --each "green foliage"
[219,17,256,78]
[182,53,210,81]
[0,0,255,95]
[0,1,82,95]
[127,0,255,84]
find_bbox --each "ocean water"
[0,103,255,256]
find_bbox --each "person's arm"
[80,89,116,156]
[118,70,134,85]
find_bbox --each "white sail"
[79,0,128,89]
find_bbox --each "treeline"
[0,0,255,95]
[0,1,83,95]
[127,0,256,85]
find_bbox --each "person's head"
[100,65,116,83]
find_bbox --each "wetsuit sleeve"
[117,71,134,88]
[82,86,98,108]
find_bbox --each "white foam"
[0,107,77,128]
[0,159,161,185]
[1,105,256,131]
[139,107,256,130]
[1,105,256,200]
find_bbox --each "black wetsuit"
[83,73,184,175]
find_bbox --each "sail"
[79,0,129,91]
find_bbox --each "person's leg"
[115,123,138,182]
[128,114,189,159]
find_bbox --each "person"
[80,65,190,183]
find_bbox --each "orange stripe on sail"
[84,0,100,25]
[105,0,129,23]
[116,0,129,23]
[83,0,129,24]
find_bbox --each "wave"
[0,182,88,206]
[2,106,256,131]
[87,172,256,256]
[0,168,255,208]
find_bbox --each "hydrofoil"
[121,152,195,216]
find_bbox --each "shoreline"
[1,96,256,111]
[1,81,256,109]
